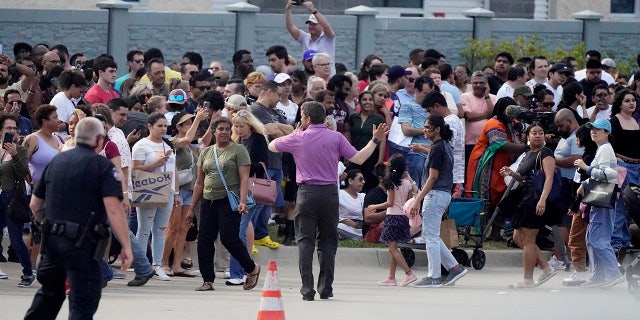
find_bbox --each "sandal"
[181,258,193,269]
[243,265,261,290]
[195,282,215,291]
[173,270,196,278]
[509,280,535,289]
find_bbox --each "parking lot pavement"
[0,258,636,320]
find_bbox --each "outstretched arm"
[285,1,302,40]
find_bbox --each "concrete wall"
[1,6,638,76]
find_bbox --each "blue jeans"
[128,230,154,277]
[253,169,283,240]
[587,205,622,282]
[128,208,138,235]
[611,160,640,248]
[229,204,260,279]
[0,191,32,276]
[136,195,174,265]
[406,153,427,188]
[421,190,458,278]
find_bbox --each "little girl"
[370,154,417,286]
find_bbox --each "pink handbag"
[249,162,277,205]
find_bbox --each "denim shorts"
[178,188,193,206]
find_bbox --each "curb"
[251,246,551,269]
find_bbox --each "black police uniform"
[24,143,122,320]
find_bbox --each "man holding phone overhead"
[285,0,336,76]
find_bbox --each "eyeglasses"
[197,86,211,91]
[132,59,144,64]
[3,126,18,131]
[168,94,185,103]
[595,93,608,98]
[541,102,555,108]
[314,63,330,67]
[189,70,198,76]
[407,78,416,83]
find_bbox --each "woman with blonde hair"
[144,96,168,114]
[244,72,266,106]
[306,76,326,100]
[368,81,392,127]
[225,109,269,285]
[120,78,139,99]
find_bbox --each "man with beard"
[84,57,120,104]
[0,53,37,98]
[488,52,514,94]
[232,50,254,80]
[145,58,170,97]
[552,109,583,274]
[579,59,607,109]
[326,74,352,135]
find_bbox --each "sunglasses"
[140,93,152,100]
[168,94,185,102]
[595,93,608,98]
[407,78,416,83]
[541,102,555,108]
[189,70,198,76]
[197,86,211,91]
[132,59,144,64]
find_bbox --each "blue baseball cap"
[303,49,318,61]
[586,118,612,132]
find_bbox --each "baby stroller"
[399,191,488,270]
[623,183,640,299]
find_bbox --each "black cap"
[549,63,571,75]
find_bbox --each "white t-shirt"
[276,100,299,125]
[496,83,515,99]
[338,189,365,221]
[296,31,336,76]
[587,104,612,121]
[131,138,177,192]
[49,91,76,137]
[444,114,466,184]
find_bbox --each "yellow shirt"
[139,67,182,84]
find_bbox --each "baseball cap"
[586,118,612,132]
[171,111,195,128]
[549,63,571,75]
[387,65,411,81]
[306,14,318,24]
[167,89,187,105]
[225,94,248,110]
[273,73,291,84]
[513,85,532,98]
[601,58,616,68]
[303,49,318,61]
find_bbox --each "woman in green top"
[187,117,260,291]
[0,114,33,287]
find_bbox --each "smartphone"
[3,132,14,144]
[165,150,173,157]
[202,101,210,109]
[133,124,144,134]
[293,0,304,5]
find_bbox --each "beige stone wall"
[549,0,610,20]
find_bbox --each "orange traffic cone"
[257,260,285,320]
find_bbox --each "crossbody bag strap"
[213,147,230,192]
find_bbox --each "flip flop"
[195,282,215,291]
[181,258,193,269]
[173,270,196,278]
[243,265,261,290]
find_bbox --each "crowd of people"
[0,0,639,316]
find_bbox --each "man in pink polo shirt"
[269,101,387,301]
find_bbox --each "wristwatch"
[372,137,381,145]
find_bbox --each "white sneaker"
[0,268,7,279]
[548,256,565,270]
[563,271,588,286]
[223,268,231,279]
[153,266,171,281]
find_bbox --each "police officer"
[25,117,132,320]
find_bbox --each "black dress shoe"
[320,292,333,299]
[127,272,155,287]
[302,293,315,301]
